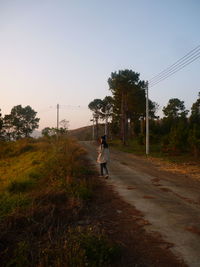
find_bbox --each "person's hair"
[101,135,106,140]
[101,139,108,148]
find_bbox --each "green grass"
[0,139,49,220]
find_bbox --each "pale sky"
[0,0,199,130]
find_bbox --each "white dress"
[97,145,109,164]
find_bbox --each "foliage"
[42,126,68,137]
[190,92,200,125]
[108,69,147,144]
[188,124,200,157]
[163,98,188,119]
[0,109,3,140]
[7,179,36,193]
[2,105,40,140]
[0,193,30,219]
[38,227,120,267]
[0,136,120,267]
[88,99,104,139]
[167,122,189,153]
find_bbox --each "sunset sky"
[0,0,199,130]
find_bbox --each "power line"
[59,105,88,110]
[149,50,200,86]
[149,52,200,87]
[149,45,200,87]
[149,44,200,83]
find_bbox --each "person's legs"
[100,163,104,176]
[103,163,108,175]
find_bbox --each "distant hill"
[69,124,105,141]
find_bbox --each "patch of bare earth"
[147,157,200,181]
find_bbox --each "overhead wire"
[149,52,200,87]
[149,44,200,87]
[149,44,200,83]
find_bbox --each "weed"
[74,164,96,177]
[6,241,30,267]
[7,179,36,193]
[31,159,41,165]
[38,227,121,267]
[66,227,121,267]
[28,170,41,180]
[0,193,30,219]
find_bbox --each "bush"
[28,170,41,180]
[188,124,200,157]
[0,193,30,219]
[81,232,120,266]
[6,241,29,267]
[7,179,36,193]
[39,227,120,267]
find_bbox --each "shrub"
[81,231,120,266]
[7,179,36,193]
[0,193,30,219]
[6,241,29,267]
[39,227,121,267]
[28,170,41,180]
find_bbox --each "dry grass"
[0,136,120,267]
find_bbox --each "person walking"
[97,135,109,179]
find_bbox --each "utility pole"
[146,83,149,155]
[92,117,95,140]
[90,117,95,140]
[105,110,108,137]
[57,104,59,130]
[94,113,99,140]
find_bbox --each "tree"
[0,109,3,140]
[100,96,114,138]
[190,92,200,125]
[188,124,200,157]
[41,127,66,137]
[168,121,189,153]
[4,105,40,139]
[100,96,114,119]
[108,69,147,144]
[163,98,188,119]
[188,92,200,156]
[42,127,55,137]
[88,99,103,139]
[59,119,69,130]
[2,114,14,140]
[162,98,189,135]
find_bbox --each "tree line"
[0,105,40,140]
[88,69,200,157]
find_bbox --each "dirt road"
[81,141,200,267]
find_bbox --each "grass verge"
[0,137,120,267]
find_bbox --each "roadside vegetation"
[0,136,120,267]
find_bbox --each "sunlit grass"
[0,150,46,192]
